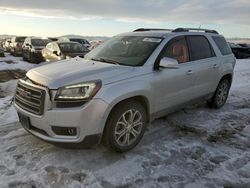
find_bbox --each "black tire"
[208,79,230,109]
[103,101,147,153]
[13,50,17,57]
[29,52,36,64]
[22,51,27,61]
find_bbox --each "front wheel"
[103,101,147,152]
[29,52,36,63]
[22,51,27,61]
[208,79,230,109]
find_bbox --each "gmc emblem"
[19,89,31,98]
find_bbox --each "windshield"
[70,39,90,45]
[31,39,51,46]
[85,36,162,66]
[58,43,85,53]
[16,37,26,42]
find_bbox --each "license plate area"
[18,113,30,130]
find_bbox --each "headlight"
[55,80,102,101]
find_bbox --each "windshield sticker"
[143,38,162,43]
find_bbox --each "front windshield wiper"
[90,57,120,65]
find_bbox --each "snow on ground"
[0,55,250,188]
[0,53,35,71]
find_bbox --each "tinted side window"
[162,36,189,64]
[212,36,232,55]
[187,36,214,61]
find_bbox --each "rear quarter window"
[212,36,232,55]
[187,36,215,61]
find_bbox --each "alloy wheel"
[114,109,143,147]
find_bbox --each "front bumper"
[14,81,110,145]
[14,47,23,54]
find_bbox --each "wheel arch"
[100,95,150,142]
[107,95,150,123]
[219,73,233,87]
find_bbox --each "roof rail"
[172,28,219,34]
[133,28,172,32]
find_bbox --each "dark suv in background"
[10,36,27,56]
[22,37,51,63]
[228,42,250,59]
[58,37,91,48]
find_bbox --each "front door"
[153,36,196,113]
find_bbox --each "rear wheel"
[208,79,230,109]
[103,101,147,152]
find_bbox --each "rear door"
[186,35,220,98]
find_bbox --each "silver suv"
[14,28,236,152]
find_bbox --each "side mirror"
[159,57,179,69]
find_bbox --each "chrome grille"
[15,80,46,115]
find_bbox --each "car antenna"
[198,25,202,32]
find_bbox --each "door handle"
[187,70,193,75]
[213,64,218,68]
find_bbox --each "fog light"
[52,126,77,136]
[68,128,75,135]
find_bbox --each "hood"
[26,57,139,89]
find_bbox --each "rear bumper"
[12,47,22,54]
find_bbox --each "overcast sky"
[0,0,249,38]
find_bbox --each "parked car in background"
[42,41,89,62]
[238,43,250,48]
[15,28,235,152]
[22,37,51,63]
[3,39,12,52]
[89,40,104,50]
[10,36,27,56]
[58,37,91,48]
[228,42,250,59]
[0,47,4,57]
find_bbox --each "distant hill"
[227,38,250,44]
[0,34,110,42]
[0,35,14,40]
[1,34,249,44]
